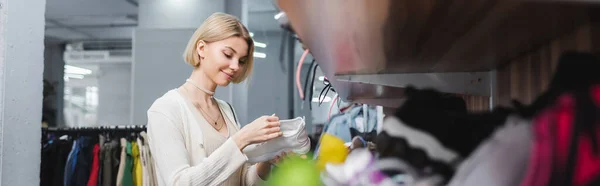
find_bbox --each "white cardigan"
[146,89,262,186]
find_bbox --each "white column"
[0,0,46,185]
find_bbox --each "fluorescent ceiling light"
[318,76,325,81]
[65,65,92,75]
[249,32,254,37]
[254,41,267,48]
[253,52,267,58]
[274,12,285,20]
[312,95,332,103]
[65,73,84,79]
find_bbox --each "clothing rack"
[42,125,147,136]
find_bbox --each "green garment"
[122,141,134,186]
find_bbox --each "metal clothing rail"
[42,125,147,135]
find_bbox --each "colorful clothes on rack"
[520,86,600,186]
[41,128,151,186]
[316,105,379,158]
[87,144,101,186]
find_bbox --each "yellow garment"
[132,141,143,186]
[315,134,349,171]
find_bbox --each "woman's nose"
[229,60,240,71]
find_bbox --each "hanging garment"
[87,144,101,186]
[112,140,123,186]
[97,134,105,186]
[41,137,73,186]
[381,116,460,165]
[41,138,58,186]
[102,141,113,186]
[375,120,456,184]
[137,137,146,186]
[132,141,143,186]
[116,138,127,186]
[73,137,94,186]
[447,116,532,186]
[520,86,600,186]
[122,141,134,186]
[316,105,379,158]
[394,86,511,158]
[139,132,157,186]
[54,139,73,186]
[323,105,378,142]
[64,140,78,186]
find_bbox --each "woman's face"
[197,37,249,86]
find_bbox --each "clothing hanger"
[303,59,316,102]
[309,64,319,110]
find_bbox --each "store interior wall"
[98,63,131,126]
[131,28,198,125]
[246,31,292,123]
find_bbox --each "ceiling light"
[253,52,267,58]
[318,76,325,81]
[249,32,254,37]
[64,65,92,75]
[65,73,84,79]
[254,41,267,48]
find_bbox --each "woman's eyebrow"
[225,46,237,54]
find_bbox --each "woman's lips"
[221,71,233,80]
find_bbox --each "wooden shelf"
[277,0,598,106]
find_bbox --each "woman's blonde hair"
[183,12,254,83]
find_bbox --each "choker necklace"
[186,79,215,96]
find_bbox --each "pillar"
[0,0,46,184]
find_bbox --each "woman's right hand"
[233,114,282,150]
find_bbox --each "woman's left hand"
[256,151,294,180]
[268,151,290,166]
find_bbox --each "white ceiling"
[45,0,281,42]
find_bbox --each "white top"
[146,89,262,186]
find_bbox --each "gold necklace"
[197,102,223,130]
[183,87,223,130]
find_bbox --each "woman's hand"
[233,114,282,150]
[256,151,290,180]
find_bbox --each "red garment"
[87,144,100,186]
[520,86,600,186]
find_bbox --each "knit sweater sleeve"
[147,110,248,186]
[241,164,264,186]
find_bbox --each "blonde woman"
[147,12,283,186]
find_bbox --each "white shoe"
[242,117,311,163]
